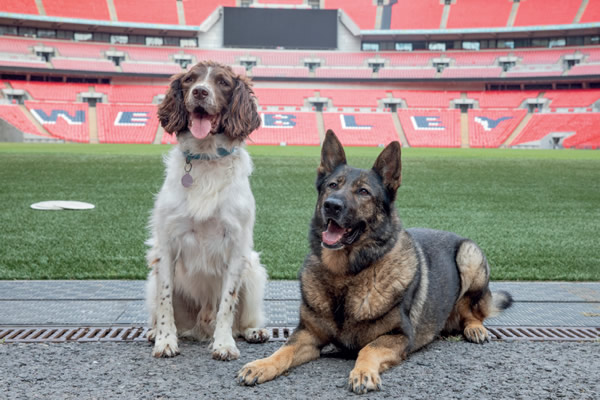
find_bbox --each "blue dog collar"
[181,147,238,187]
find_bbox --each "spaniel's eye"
[328,182,338,189]
[358,188,370,196]
[184,76,193,83]
[218,79,228,86]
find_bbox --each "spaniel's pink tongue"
[322,221,345,246]
[190,115,212,140]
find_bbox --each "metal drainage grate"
[488,326,600,342]
[0,327,150,343]
[1,326,598,344]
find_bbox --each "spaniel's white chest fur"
[145,141,267,359]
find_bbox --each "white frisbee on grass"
[30,201,95,211]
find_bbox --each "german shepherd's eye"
[328,182,338,189]
[358,188,370,196]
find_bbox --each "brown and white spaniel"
[145,61,268,360]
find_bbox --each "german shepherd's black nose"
[323,198,344,218]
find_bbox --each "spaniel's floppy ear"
[157,72,188,134]
[221,75,261,139]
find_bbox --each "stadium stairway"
[507,0,519,27]
[18,104,50,136]
[391,112,408,147]
[502,112,533,148]
[574,0,590,23]
[152,126,165,145]
[315,111,325,143]
[34,0,45,16]
[88,107,98,144]
[460,113,469,148]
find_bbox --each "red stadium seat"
[115,45,177,62]
[26,100,89,143]
[251,112,320,145]
[119,61,182,74]
[384,52,439,67]
[0,37,36,54]
[0,104,45,136]
[504,67,564,78]
[252,50,310,66]
[10,81,90,101]
[543,90,600,108]
[253,88,314,107]
[468,109,527,148]
[580,1,600,23]
[251,66,310,78]
[397,109,461,148]
[257,0,305,4]
[318,89,388,108]
[377,68,437,79]
[96,103,159,144]
[95,84,166,104]
[322,112,400,147]
[314,68,372,79]
[511,113,600,149]
[514,49,567,65]
[513,0,579,26]
[0,58,49,69]
[43,0,110,21]
[390,0,444,30]
[112,0,179,24]
[316,52,376,67]
[392,91,461,108]
[441,67,502,78]
[185,49,241,66]
[323,0,377,29]
[0,0,38,14]
[446,0,512,28]
[448,51,506,66]
[51,58,117,72]
[567,64,600,76]
[467,91,540,108]
[48,40,109,59]
[182,0,236,26]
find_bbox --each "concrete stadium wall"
[0,119,24,142]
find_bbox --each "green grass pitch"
[0,143,598,281]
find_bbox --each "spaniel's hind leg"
[236,251,270,344]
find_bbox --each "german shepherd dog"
[238,131,512,394]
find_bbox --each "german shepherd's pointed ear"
[318,130,347,177]
[372,141,402,199]
[157,72,188,134]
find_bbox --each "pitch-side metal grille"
[0,327,150,343]
[1,326,598,344]
[487,326,600,341]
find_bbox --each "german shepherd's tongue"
[322,220,345,246]
[189,113,212,140]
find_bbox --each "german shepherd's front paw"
[464,323,490,344]
[347,366,382,395]
[237,359,279,386]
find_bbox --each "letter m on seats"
[31,109,85,125]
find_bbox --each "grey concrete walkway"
[0,281,599,328]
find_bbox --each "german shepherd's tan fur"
[238,131,512,394]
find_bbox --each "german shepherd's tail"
[484,290,513,318]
